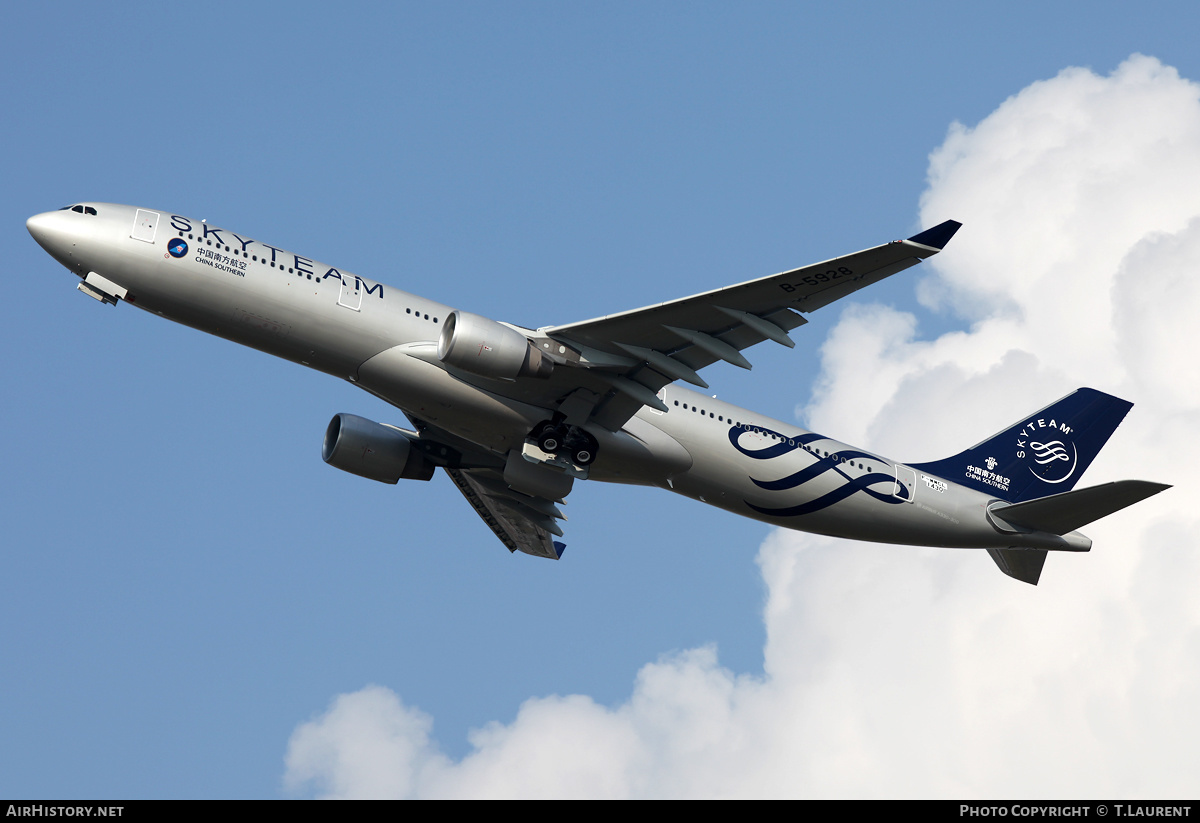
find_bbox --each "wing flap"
[444,467,567,559]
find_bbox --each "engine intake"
[322,414,435,483]
[437,310,553,381]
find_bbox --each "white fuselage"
[27,203,1077,553]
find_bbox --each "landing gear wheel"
[566,430,599,466]
[538,426,567,454]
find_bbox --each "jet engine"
[322,413,435,483]
[437,310,553,381]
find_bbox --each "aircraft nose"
[26,211,58,246]
[27,210,84,271]
[27,210,76,251]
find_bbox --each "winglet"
[906,220,962,250]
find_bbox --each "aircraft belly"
[586,415,693,486]
[356,345,546,453]
[741,472,1065,548]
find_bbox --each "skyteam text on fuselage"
[27,203,1169,584]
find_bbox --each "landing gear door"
[337,276,362,311]
[893,465,916,503]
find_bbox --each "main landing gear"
[531,420,598,467]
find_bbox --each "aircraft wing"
[444,467,567,560]
[540,221,960,429]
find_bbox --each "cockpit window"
[61,204,97,215]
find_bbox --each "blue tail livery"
[913,388,1133,503]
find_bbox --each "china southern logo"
[168,238,188,258]
[1016,417,1077,485]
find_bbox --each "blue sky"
[4,1,1200,798]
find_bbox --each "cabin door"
[337,276,362,311]
[893,465,916,503]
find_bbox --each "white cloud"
[283,685,452,799]
[284,55,1200,798]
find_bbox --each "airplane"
[27,203,1169,585]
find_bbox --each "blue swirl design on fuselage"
[728,424,906,518]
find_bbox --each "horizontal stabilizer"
[990,480,1170,535]
[987,548,1048,586]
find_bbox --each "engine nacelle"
[322,414,435,484]
[437,310,553,381]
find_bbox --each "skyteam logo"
[167,238,188,258]
[1016,417,1078,485]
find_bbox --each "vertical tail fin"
[912,388,1133,503]
[987,548,1049,585]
